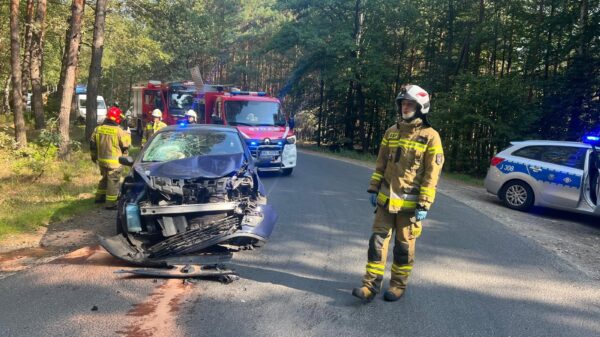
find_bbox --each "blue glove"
[415,209,428,221]
[369,193,377,207]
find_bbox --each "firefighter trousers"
[361,206,420,293]
[95,166,122,205]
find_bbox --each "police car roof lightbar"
[583,134,600,150]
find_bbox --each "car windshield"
[142,129,244,162]
[168,90,195,117]
[225,101,285,127]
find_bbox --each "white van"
[77,94,107,123]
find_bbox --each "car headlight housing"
[286,135,296,144]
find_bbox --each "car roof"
[158,124,239,133]
[509,140,591,148]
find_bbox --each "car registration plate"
[260,150,279,157]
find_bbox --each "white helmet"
[151,109,162,118]
[185,110,197,118]
[395,84,430,114]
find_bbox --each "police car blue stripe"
[495,161,581,189]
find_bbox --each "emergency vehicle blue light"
[277,141,283,146]
[179,123,186,126]
[586,136,600,141]
[257,92,266,96]
[250,141,258,146]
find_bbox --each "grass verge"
[0,120,139,240]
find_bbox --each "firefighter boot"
[383,286,405,301]
[352,286,376,303]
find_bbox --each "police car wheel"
[500,180,534,211]
[281,168,293,176]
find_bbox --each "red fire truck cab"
[127,80,197,136]
[203,89,297,175]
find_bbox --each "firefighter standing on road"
[142,108,167,145]
[90,108,131,209]
[352,84,444,302]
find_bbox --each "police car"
[484,138,600,216]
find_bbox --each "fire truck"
[201,88,297,175]
[127,81,297,175]
[127,80,197,136]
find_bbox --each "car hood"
[135,153,246,180]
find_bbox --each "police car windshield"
[225,101,285,127]
[142,129,243,162]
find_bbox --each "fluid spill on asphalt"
[0,246,58,272]
[116,279,192,337]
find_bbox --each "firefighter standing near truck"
[185,109,198,124]
[142,108,167,145]
[90,108,131,210]
[352,84,444,302]
[108,101,129,132]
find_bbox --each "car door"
[586,149,600,211]
[532,146,587,208]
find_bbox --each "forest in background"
[1,0,598,175]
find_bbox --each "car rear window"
[513,145,587,170]
[512,146,543,160]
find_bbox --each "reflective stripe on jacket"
[90,123,131,169]
[142,121,167,144]
[368,119,444,212]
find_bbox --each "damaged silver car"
[99,125,277,278]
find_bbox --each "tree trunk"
[86,0,108,141]
[10,0,27,147]
[21,0,34,104]
[471,0,485,75]
[506,28,514,75]
[56,23,71,102]
[543,2,556,80]
[2,76,11,115]
[317,78,324,147]
[58,0,85,160]
[357,83,367,152]
[445,0,455,90]
[30,0,47,129]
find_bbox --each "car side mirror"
[119,156,134,167]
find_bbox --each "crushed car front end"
[99,125,277,267]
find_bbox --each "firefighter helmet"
[151,109,162,118]
[185,110,197,118]
[395,84,430,114]
[107,107,122,124]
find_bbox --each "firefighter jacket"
[142,120,167,144]
[368,118,444,213]
[90,120,131,169]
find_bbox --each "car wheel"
[500,180,534,211]
[281,168,293,176]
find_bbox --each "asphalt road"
[1,152,599,337]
